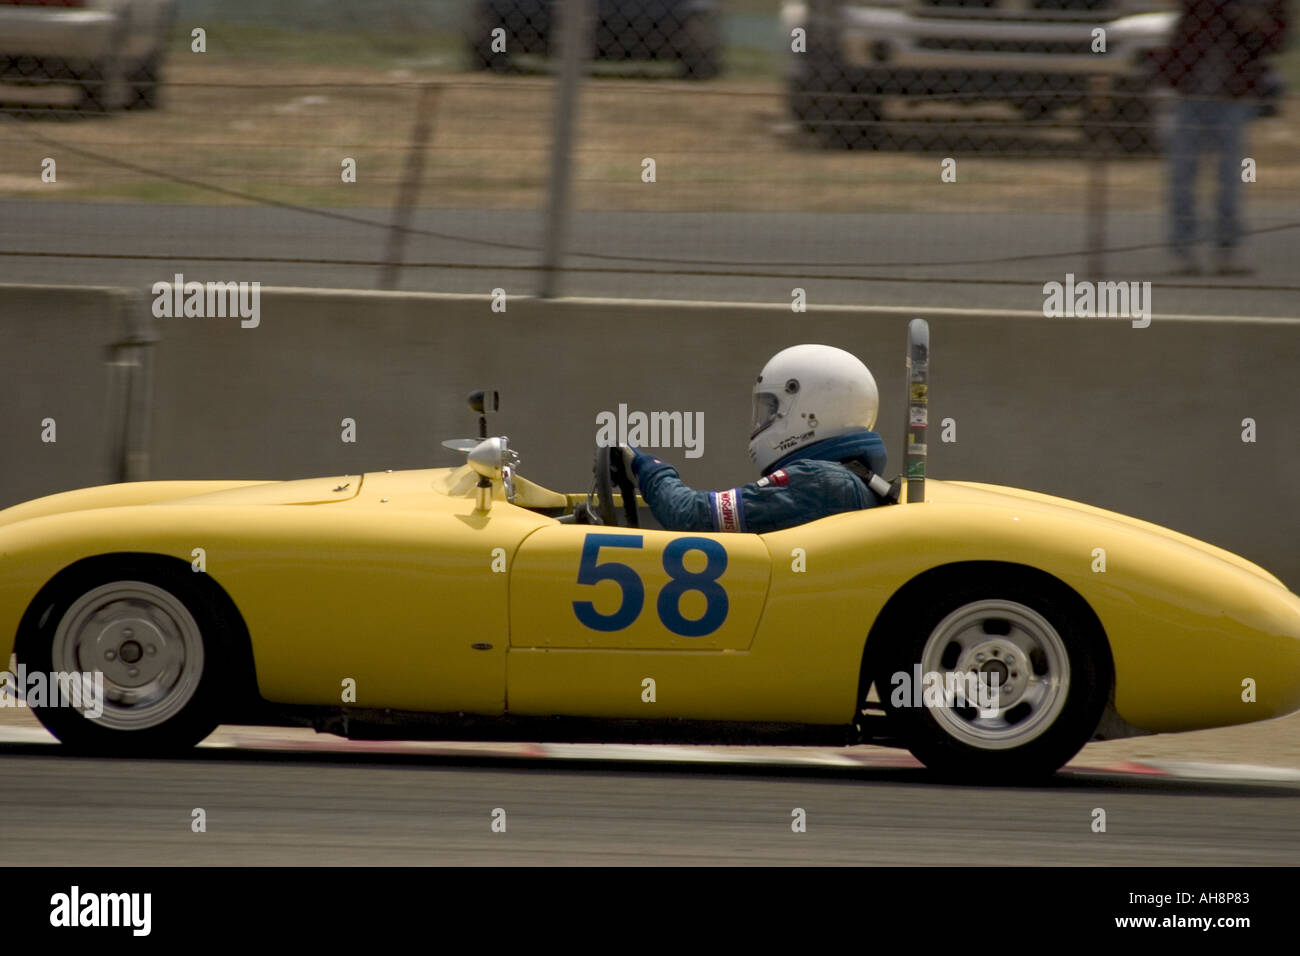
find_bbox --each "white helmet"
[748,344,879,474]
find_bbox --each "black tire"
[872,566,1112,781]
[14,558,239,756]
[124,56,162,111]
[675,14,721,81]
[75,59,126,113]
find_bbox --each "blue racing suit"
[629,430,890,534]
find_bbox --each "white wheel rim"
[50,581,204,731]
[918,599,1070,751]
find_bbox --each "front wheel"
[874,569,1112,780]
[15,561,233,755]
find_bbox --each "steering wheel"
[592,444,639,528]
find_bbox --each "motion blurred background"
[1,0,1295,315]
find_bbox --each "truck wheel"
[76,59,127,113]
[124,56,162,111]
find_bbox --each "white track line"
[191,287,1300,327]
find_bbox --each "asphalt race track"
[3,201,1299,317]
[1,746,1296,865]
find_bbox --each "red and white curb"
[2,722,1298,782]
[1122,760,1300,783]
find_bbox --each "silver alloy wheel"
[918,599,1070,751]
[49,581,204,731]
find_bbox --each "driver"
[620,344,890,534]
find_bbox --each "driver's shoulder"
[778,458,852,478]
[753,458,850,489]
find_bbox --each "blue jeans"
[1167,97,1253,255]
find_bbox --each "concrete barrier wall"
[3,284,1298,587]
[0,285,148,506]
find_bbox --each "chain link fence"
[0,0,1294,312]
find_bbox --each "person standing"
[1159,0,1288,275]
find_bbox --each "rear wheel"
[873,568,1111,780]
[75,58,127,112]
[15,560,233,755]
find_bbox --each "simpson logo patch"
[711,489,743,532]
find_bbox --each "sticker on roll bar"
[904,318,929,504]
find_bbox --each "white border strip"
[6,284,1292,326]
[3,725,1299,781]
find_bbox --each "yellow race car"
[1,322,1297,780]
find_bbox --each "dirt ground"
[2,58,1297,213]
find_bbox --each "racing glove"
[620,444,665,484]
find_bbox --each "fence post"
[105,290,157,483]
[539,0,594,299]
[1085,74,1112,279]
[379,83,441,291]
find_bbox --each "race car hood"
[926,478,1287,590]
[0,476,358,531]
[159,476,361,507]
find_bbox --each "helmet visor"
[750,391,781,440]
